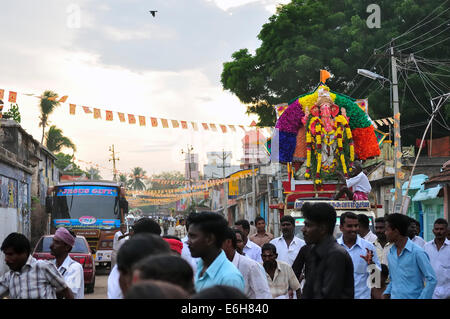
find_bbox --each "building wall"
[0,161,32,276]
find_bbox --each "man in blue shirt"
[337,212,381,299]
[186,212,245,293]
[383,213,437,299]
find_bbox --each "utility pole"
[109,144,119,182]
[181,145,194,203]
[391,44,403,214]
[216,150,231,217]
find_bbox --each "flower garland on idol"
[271,82,380,185]
[305,113,354,184]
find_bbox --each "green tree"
[128,167,147,190]
[119,173,129,186]
[3,104,21,123]
[45,125,76,153]
[39,90,60,144]
[86,167,102,180]
[54,153,86,176]
[221,0,450,145]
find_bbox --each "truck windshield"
[53,185,119,220]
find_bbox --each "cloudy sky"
[0,0,289,179]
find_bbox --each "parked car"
[33,235,96,293]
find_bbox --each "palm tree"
[128,167,147,190]
[39,90,60,144]
[45,125,76,153]
[119,173,129,187]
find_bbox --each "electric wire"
[395,19,450,51]
[375,1,449,51]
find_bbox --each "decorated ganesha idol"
[270,84,380,185]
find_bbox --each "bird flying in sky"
[149,10,157,17]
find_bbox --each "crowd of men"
[1,203,449,299]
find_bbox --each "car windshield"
[52,185,119,220]
[35,237,89,253]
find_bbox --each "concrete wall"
[0,161,32,276]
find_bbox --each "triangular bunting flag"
[139,116,146,126]
[151,117,158,127]
[118,112,125,122]
[202,123,209,130]
[209,124,217,131]
[228,125,236,132]
[220,125,227,133]
[8,91,17,103]
[181,121,188,129]
[106,110,113,121]
[128,114,136,124]
[59,95,68,103]
[171,120,179,128]
[94,108,101,119]
[161,118,169,128]
[82,106,92,113]
[69,104,76,115]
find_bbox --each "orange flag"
[161,118,169,128]
[94,108,101,119]
[209,124,218,132]
[181,121,188,129]
[228,125,236,132]
[151,117,158,127]
[118,112,126,122]
[59,95,68,103]
[220,125,227,133]
[320,69,331,83]
[8,91,17,103]
[82,106,92,113]
[0,89,4,99]
[171,120,179,128]
[139,116,146,126]
[128,114,136,124]
[69,104,76,115]
[202,123,209,130]
[106,110,113,121]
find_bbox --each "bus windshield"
[52,185,119,220]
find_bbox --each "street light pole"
[181,145,194,204]
[390,44,403,214]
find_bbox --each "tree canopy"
[221,0,449,146]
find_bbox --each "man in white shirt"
[334,161,371,201]
[407,217,426,248]
[50,227,84,299]
[424,218,450,299]
[270,215,305,266]
[373,217,393,266]
[234,220,262,263]
[112,223,129,268]
[222,228,272,299]
[357,214,377,243]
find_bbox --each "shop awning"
[412,185,442,202]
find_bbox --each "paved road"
[85,267,110,299]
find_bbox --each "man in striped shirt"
[0,232,74,299]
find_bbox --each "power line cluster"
[353,2,450,135]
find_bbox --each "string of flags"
[0,88,273,135]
